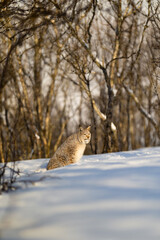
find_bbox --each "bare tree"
[0,0,160,172]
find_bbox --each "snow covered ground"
[0,147,160,240]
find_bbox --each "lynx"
[47,126,91,170]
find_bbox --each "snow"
[0,147,160,240]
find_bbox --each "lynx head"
[78,126,91,144]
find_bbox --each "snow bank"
[0,147,160,240]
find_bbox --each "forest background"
[0,0,160,165]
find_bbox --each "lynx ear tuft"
[87,126,91,131]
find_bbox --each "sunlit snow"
[0,147,160,240]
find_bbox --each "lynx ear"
[79,126,84,132]
[87,126,91,131]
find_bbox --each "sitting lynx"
[47,126,91,170]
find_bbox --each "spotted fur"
[47,126,91,170]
